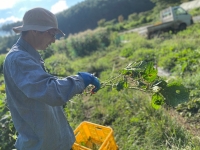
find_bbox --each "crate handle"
[74,131,80,137]
[96,127,102,130]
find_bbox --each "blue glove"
[78,72,101,92]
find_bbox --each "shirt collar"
[15,36,41,62]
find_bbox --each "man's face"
[35,29,57,50]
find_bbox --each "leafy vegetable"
[99,61,189,109]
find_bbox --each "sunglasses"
[46,31,56,38]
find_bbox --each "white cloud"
[19,7,28,13]
[0,0,16,9]
[51,0,68,14]
[0,0,24,10]
[0,16,21,24]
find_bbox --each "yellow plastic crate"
[72,121,118,150]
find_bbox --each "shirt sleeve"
[8,51,85,106]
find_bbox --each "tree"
[97,19,106,27]
[128,13,138,21]
[118,15,124,23]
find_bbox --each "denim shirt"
[3,37,85,150]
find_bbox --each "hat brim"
[13,25,65,36]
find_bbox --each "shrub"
[0,94,17,150]
[44,54,73,76]
[66,28,111,58]
[0,54,6,74]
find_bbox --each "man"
[3,7,100,150]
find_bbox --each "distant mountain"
[57,0,155,37]
[0,21,23,36]
[0,0,154,37]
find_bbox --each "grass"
[2,16,200,150]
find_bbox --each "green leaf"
[137,80,147,89]
[130,117,140,123]
[153,80,167,88]
[120,69,132,75]
[116,80,128,91]
[142,62,158,82]
[160,81,189,107]
[151,93,165,109]
[135,61,148,69]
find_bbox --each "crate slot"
[72,121,118,150]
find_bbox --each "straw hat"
[13,7,65,36]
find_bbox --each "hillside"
[44,25,200,149]
[0,0,155,37]
[1,24,200,149]
[1,0,200,149]
[56,0,154,36]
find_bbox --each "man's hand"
[78,72,101,93]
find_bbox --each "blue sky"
[0,0,84,26]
